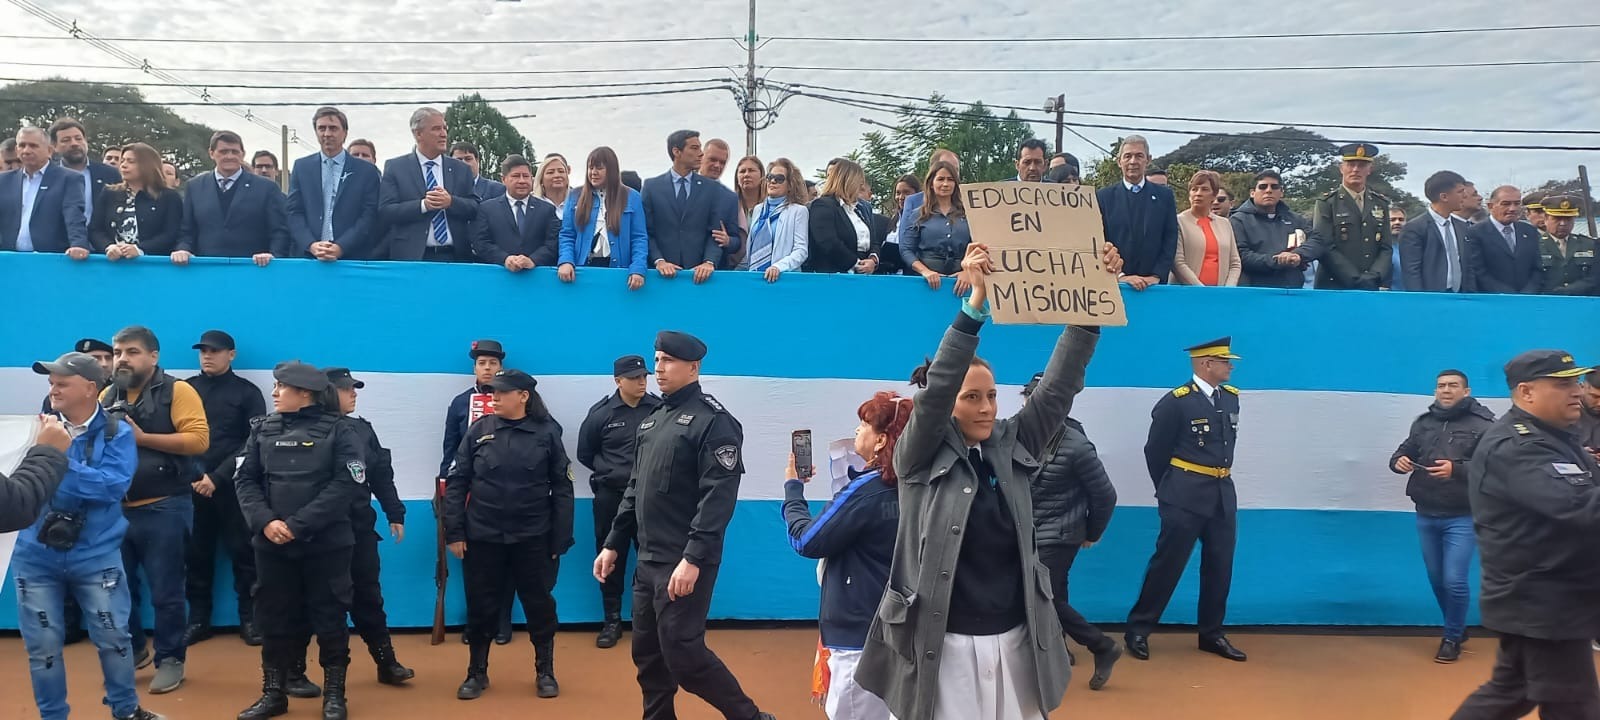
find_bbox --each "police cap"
[74,338,112,355]
[33,352,106,385]
[487,368,537,392]
[1504,350,1592,388]
[1186,337,1240,360]
[323,367,365,389]
[1339,143,1379,162]
[655,331,707,362]
[192,329,236,351]
[273,361,330,392]
[614,355,648,378]
[469,339,506,360]
[1542,195,1581,218]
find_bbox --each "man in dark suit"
[472,154,558,271]
[48,118,120,225]
[641,129,744,284]
[287,106,382,261]
[1400,170,1480,293]
[1471,185,1545,294]
[378,107,481,262]
[250,151,281,186]
[0,126,90,257]
[175,130,291,266]
[1096,135,1178,290]
[451,142,506,201]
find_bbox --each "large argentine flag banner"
[0,253,1594,629]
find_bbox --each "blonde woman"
[1173,170,1242,286]
[740,157,809,282]
[534,154,571,219]
[807,158,881,274]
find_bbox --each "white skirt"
[825,648,895,720]
[932,626,1047,720]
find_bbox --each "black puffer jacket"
[1030,417,1117,547]
[1389,396,1496,516]
[0,446,68,533]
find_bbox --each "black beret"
[273,361,330,392]
[655,331,707,362]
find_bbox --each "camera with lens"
[38,510,86,551]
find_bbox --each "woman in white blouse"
[807,159,881,274]
[534,153,571,219]
[740,157,809,282]
[1172,170,1242,286]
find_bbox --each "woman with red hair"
[783,391,912,720]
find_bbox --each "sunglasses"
[766,173,787,183]
[1255,183,1282,191]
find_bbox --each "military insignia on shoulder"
[1221,385,1240,395]
[475,434,494,444]
[714,444,740,470]
[702,394,726,413]
[1172,386,1191,398]
[249,415,267,428]
[1371,191,1390,204]
[1513,423,1531,436]
[347,461,367,484]
[1321,189,1338,200]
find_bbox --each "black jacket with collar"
[1030,417,1117,547]
[1389,396,1496,516]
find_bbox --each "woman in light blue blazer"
[558,146,649,290]
[742,157,810,282]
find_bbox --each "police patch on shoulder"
[703,395,726,413]
[714,445,740,470]
[1221,384,1240,395]
[675,414,695,426]
[347,461,367,484]
[1172,386,1191,398]
[475,434,495,444]
[1513,423,1531,435]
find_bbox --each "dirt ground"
[0,627,1565,719]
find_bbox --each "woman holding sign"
[856,241,1123,720]
[900,161,972,294]
[1172,170,1242,286]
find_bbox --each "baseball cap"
[33,352,107,385]
[1503,350,1592,388]
[613,355,648,378]
[192,329,236,351]
[487,369,537,392]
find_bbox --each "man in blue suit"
[1470,186,1545,294]
[1400,170,1480,293]
[175,131,290,266]
[1097,135,1178,290]
[0,127,90,258]
[49,118,120,225]
[472,155,558,271]
[641,129,743,284]
[450,142,506,201]
[287,106,382,261]
[378,107,480,262]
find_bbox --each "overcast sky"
[2,0,1597,197]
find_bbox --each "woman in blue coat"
[557,146,649,290]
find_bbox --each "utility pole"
[1043,94,1065,154]
[1580,165,1597,238]
[279,125,291,192]
[744,0,758,157]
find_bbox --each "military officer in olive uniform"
[1125,338,1248,664]
[234,361,366,720]
[1537,195,1599,296]
[594,331,776,720]
[1523,192,1548,232]
[1314,142,1394,290]
[1451,351,1600,719]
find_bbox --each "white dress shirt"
[16,166,45,252]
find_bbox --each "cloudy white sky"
[2,0,1597,196]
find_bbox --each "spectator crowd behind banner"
[1,105,1594,297]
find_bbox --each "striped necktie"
[424,161,449,246]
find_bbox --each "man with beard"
[1388,369,1495,663]
[182,330,267,648]
[48,118,121,227]
[103,326,211,694]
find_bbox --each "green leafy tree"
[846,94,1039,213]
[1524,177,1598,206]
[444,93,534,181]
[0,78,218,176]
[1154,128,1422,215]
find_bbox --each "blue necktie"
[321,156,339,241]
[514,199,526,235]
[425,161,449,246]
[676,177,688,203]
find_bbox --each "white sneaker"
[1592,640,1600,652]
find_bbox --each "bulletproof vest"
[258,411,341,518]
[104,369,189,501]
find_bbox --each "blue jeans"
[1416,513,1476,641]
[121,494,192,664]
[13,548,141,720]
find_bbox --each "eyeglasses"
[1255,183,1283,191]
[766,173,787,183]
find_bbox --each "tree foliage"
[0,79,219,176]
[1525,177,1598,206]
[444,93,534,181]
[846,94,1038,213]
[1154,128,1423,215]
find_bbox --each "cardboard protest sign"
[963,182,1127,326]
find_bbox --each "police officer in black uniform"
[233,362,365,720]
[445,368,574,701]
[1451,350,1600,719]
[594,331,776,720]
[576,354,661,649]
[1125,338,1248,663]
[281,368,413,687]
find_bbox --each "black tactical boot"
[236,666,288,720]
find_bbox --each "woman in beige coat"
[1172,170,1241,286]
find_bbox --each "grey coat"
[856,320,1097,720]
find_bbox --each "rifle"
[430,478,448,645]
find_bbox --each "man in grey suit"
[1469,186,1545,294]
[377,108,481,262]
[1400,170,1480,293]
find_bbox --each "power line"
[0,33,732,46]
[10,85,734,107]
[797,91,1600,152]
[780,81,1600,136]
[0,76,731,92]
[764,59,1599,74]
[770,24,1600,43]
[0,59,731,76]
